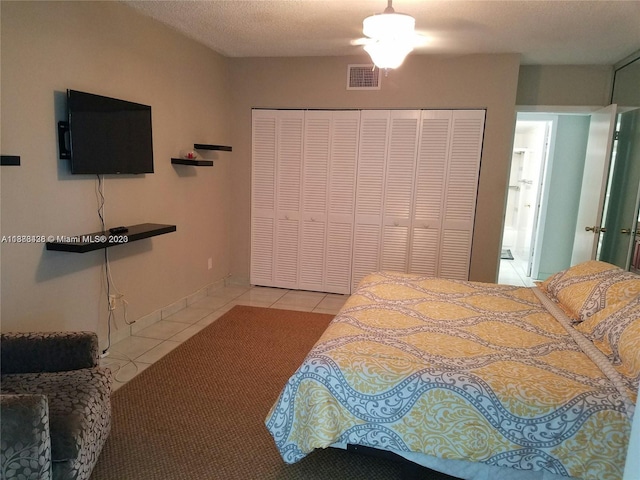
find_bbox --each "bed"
[265,261,640,480]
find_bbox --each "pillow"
[539,260,640,322]
[576,296,640,399]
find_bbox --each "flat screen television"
[59,90,154,174]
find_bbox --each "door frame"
[500,105,605,282]
[599,108,640,269]
[570,104,618,265]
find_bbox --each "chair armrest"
[0,331,99,374]
[0,394,52,480]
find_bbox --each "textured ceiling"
[123,0,640,65]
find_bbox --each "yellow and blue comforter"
[266,272,634,480]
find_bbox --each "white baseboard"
[101,277,231,351]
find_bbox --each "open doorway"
[499,119,550,286]
[499,109,608,285]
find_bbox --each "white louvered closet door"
[274,110,305,288]
[439,110,485,280]
[251,110,277,286]
[410,110,452,276]
[299,111,331,292]
[325,111,360,294]
[252,108,485,292]
[352,110,390,291]
[381,110,420,273]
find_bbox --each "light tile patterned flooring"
[497,253,536,287]
[100,286,348,391]
[103,260,532,391]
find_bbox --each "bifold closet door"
[438,110,485,280]
[298,111,332,291]
[380,110,421,273]
[409,110,452,276]
[250,110,277,287]
[252,108,485,291]
[250,109,304,288]
[351,110,390,291]
[274,111,304,288]
[409,109,485,280]
[323,111,360,294]
[252,109,359,293]
[298,110,360,294]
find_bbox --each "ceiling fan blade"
[351,37,373,46]
[351,33,428,47]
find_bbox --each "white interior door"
[250,111,277,286]
[381,110,420,272]
[352,110,390,291]
[410,110,452,275]
[571,105,617,265]
[299,111,331,291]
[439,110,486,280]
[525,122,551,277]
[325,111,360,294]
[298,110,360,294]
[252,108,485,292]
[274,111,304,288]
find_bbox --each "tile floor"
[103,257,533,391]
[100,285,348,391]
[498,250,536,287]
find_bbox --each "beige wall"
[0,2,233,340]
[228,54,521,284]
[517,65,613,106]
[1,1,617,342]
[612,54,640,107]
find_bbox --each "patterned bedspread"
[266,272,634,480]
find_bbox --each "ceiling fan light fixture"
[364,40,414,70]
[363,12,415,40]
[362,1,417,70]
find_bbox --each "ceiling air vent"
[347,64,381,90]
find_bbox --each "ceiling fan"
[353,0,427,69]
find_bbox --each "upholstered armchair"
[0,332,112,480]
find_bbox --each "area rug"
[90,305,410,480]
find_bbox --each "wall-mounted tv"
[58,90,154,175]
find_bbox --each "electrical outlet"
[108,294,117,311]
[208,257,213,270]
